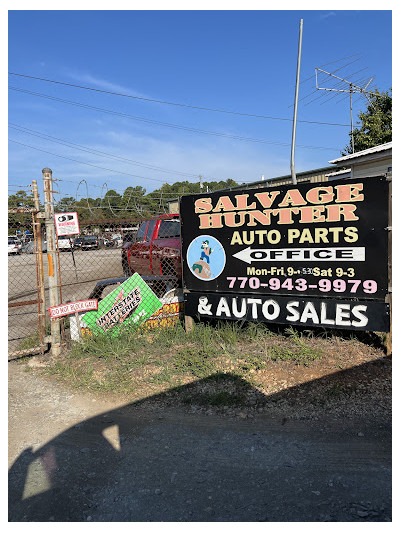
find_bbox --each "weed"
[237,353,268,372]
[268,344,322,366]
[326,383,346,397]
[17,332,41,351]
[198,391,245,406]
[171,346,218,378]
[244,322,275,341]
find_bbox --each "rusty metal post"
[43,168,61,356]
[32,180,46,353]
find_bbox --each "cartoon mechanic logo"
[186,235,226,281]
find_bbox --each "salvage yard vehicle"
[121,214,181,284]
[8,237,22,255]
[57,235,73,251]
[73,237,84,249]
[21,240,47,253]
[75,236,100,250]
[81,236,100,250]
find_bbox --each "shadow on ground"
[9,358,391,522]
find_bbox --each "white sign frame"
[54,212,80,236]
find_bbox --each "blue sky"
[8,8,392,202]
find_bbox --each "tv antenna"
[315,67,375,153]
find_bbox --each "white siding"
[352,157,392,179]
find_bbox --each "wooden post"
[72,295,82,341]
[32,180,46,353]
[184,314,194,333]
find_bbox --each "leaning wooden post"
[184,314,194,333]
[32,180,46,353]
[183,288,194,333]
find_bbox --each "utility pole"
[290,18,303,185]
[350,83,354,153]
[199,175,203,193]
[43,167,61,356]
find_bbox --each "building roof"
[329,142,392,164]
[325,168,351,178]
[219,166,333,191]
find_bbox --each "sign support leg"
[184,314,194,333]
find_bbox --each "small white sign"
[54,212,80,236]
[49,299,98,319]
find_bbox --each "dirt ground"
[8,341,392,522]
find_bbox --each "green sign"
[81,273,162,336]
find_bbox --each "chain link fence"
[8,213,47,357]
[59,215,183,342]
[8,206,183,356]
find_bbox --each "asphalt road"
[8,361,392,522]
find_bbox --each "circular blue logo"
[186,235,226,281]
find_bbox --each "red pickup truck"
[121,214,182,283]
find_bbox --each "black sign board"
[180,177,389,301]
[184,292,390,332]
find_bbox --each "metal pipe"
[32,179,46,352]
[350,84,355,153]
[290,19,303,185]
[43,168,61,356]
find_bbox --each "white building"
[328,142,392,179]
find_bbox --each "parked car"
[121,214,181,281]
[81,236,100,250]
[57,235,74,251]
[104,238,115,248]
[21,240,47,254]
[73,237,84,250]
[8,237,22,255]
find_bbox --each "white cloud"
[320,12,336,20]
[61,68,151,99]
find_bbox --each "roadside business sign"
[184,292,389,332]
[180,176,390,332]
[80,273,162,336]
[54,212,80,236]
[49,299,98,319]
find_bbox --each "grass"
[37,319,383,408]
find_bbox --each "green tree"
[343,88,392,155]
[101,189,122,218]
[8,190,35,235]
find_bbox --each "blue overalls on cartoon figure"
[200,240,212,264]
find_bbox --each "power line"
[8,123,202,178]
[9,87,341,151]
[8,139,173,184]
[8,72,350,127]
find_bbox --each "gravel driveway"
[8,360,391,522]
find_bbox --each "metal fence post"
[43,167,61,356]
[32,179,46,353]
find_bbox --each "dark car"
[81,236,100,250]
[74,237,84,249]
